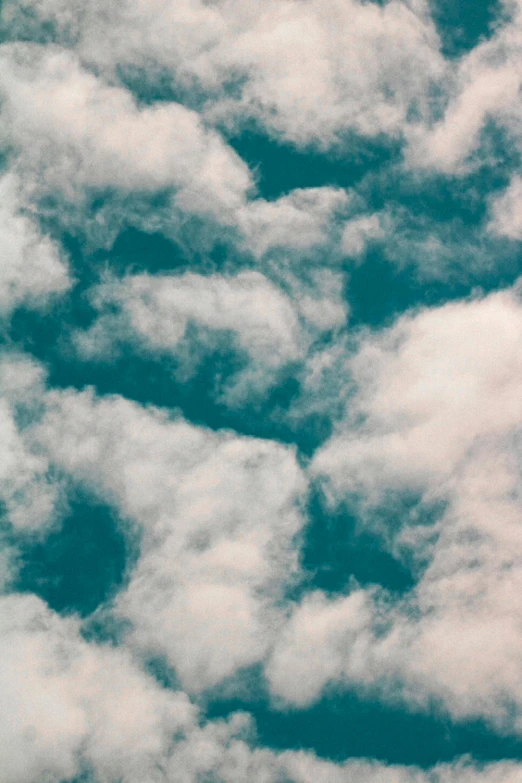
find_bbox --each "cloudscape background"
[3,1,522,780]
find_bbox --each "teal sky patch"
[430,0,503,57]
[15,492,133,617]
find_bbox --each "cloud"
[236,187,350,257]
[75,270,303,364]
[0,43,253,220]
[0,174,70,317]
[2,0,445,145]
[268,285,522,728]
[0,40,360,262]
[34,386,307,691]
[266,588,375,707]
[0,354,63,533]
[0,592,195,783]
[73,268,347,403]
[404,9,522,172]
[489,174,522,238]
[3,592,522,783]
[341,213,386,258]
[3,0,522,777]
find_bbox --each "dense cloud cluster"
[2,0,522,781]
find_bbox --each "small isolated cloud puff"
[266,588,375,707]
[489,174,522,239]
[76,270,303,367]
[340,213,386,258]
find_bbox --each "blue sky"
[2,1,522,782]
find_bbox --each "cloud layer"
[2,0,522,781]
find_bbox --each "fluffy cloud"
[0,592,195,783]
[266,588,375,707]
[3,0,522,778]
[406,5,522,174]
[73,268,347,403]
[75,270,303,364]
[2,590,522,783]
[0,43,253,221]
[488,174,522,239]
[34,386,307,690]
[341,213,386,258]
[0,174,69,316]
[0,354,62,533]
[3,591,522,783]
[2,0,445,145]
[236,187,350,257]
[401,3,522,240]
[0,41,357,259]
[314,286,522,497]
[268,285,522,729]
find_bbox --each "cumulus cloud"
[0,592,195,783]
[0,41,359,261]
[3,0,522,779]
[405,3,522,174]
[2,0,445,145]
[0,174,70,316]
[489,174,522,238]
[73,268,347,403]
[0,43,253,221]
[402,2,522,239]
[75,270,303,364]
[236,187,350,257]
[273,285,522,728]
[4,587,522,783]
[33,386,307,691]
[0,354,62,532]
[341,213,386,258]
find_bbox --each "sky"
[3,0,522,781]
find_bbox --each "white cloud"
[76,270,303,366]
[277,755,522,783]
[489,174,522,238]
[0,592,195,783]
[0,354,62,532]
[0,174,70,316]
[1,358,522,781]
[2,592,522,783]
[4,0,522,774]
[0,41,359,259]
[73,268,347,404]
[236,187,350,257]
[314,287,522,497]
[266,589,375,707]
[0,43,253,221]
[34,387,307,691]
[2,0,445,145]
[404,3,522,195]
[341,213,386,258]
[264,285,522,729]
